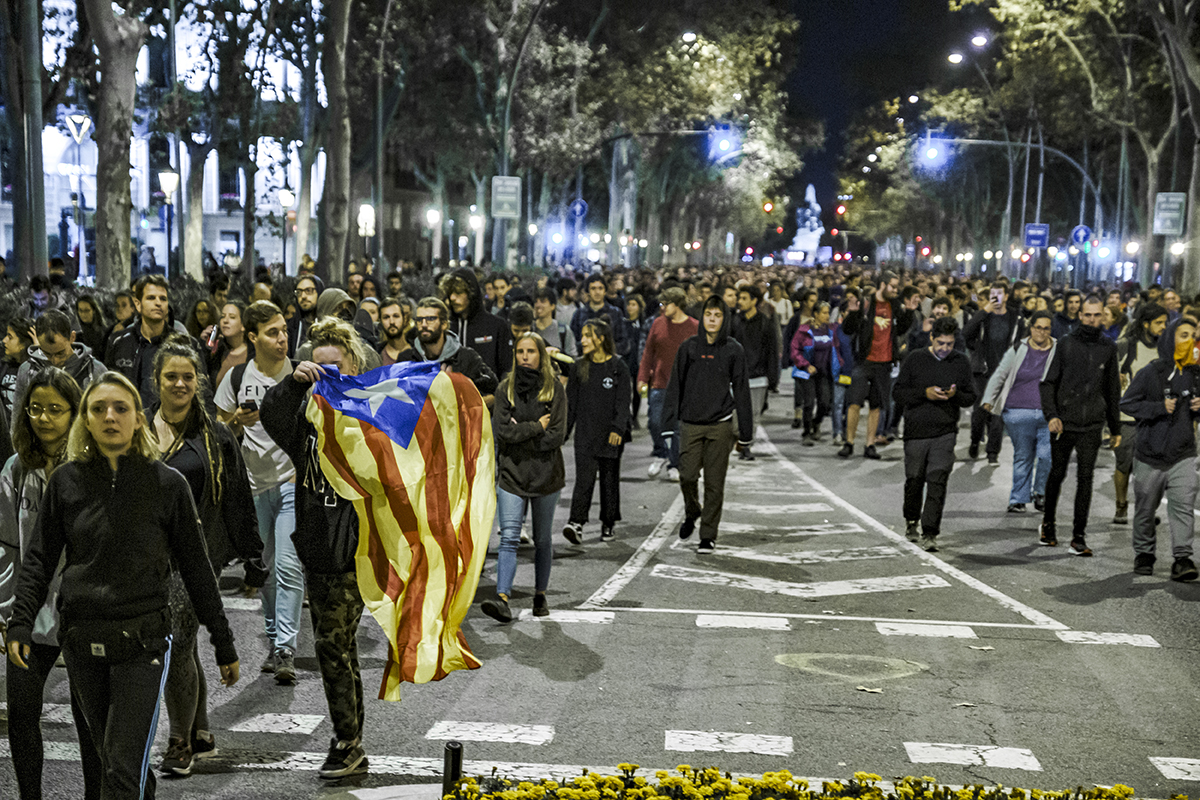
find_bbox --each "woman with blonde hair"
[6,371,239,799]
[481,332,567,622]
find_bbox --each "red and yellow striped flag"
[306,361,495,701]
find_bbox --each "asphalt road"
[3,383,1198,800]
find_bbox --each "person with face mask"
[1119,317,1200,581]
[892,316,977,552]
[1037,296,1123,555]
[1112,303,1169,523]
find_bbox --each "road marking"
[877,622,977,639]
[598,606,1067,630]
[223,597,263,611]
[722,502,833,514]
[731,488,824,496]
[513,609,614,624]
[1055,631,1161,648]
[904,742,1042,771]
[425,721,555,745]
[755,437,1069,630]
[713,522,866,535]
[1150,757,1200,780]
[580,494,684,608]
[0,740,80,760]
[665,730,793,756]
[652,564,951,598]
[229,713,326,735]
[696,614,790,631]
[672,542,902,565]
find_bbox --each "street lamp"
[278,188,295,274]
[527,223,538,236]
[1171,242,1186,256]
[158,171,180,276]
[1125,241,1140,255]
[971,34,989,47]
[66,113,91,277]
[682,31,697,43]
[948,52,964,64]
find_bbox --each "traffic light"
[831,228,838,236]
[763,201,774,213]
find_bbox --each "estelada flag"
[305,361,495,701]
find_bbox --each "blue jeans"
[1002,407,1050,504]
[832,383,848,437]
[647,388,680,467]
[253,482,304,653]
[495,486,559,597]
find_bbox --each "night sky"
[788,0,963,219]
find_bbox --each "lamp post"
[278,188,295,274]
[66,113,91,278]
[158,171,179,277]
[425,208,442,266]
[357,203,376,262]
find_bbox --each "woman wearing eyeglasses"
[982,310,1056,513]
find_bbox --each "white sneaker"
[666,467,680,482]
[648,458,666,478]
[832,434,844,446]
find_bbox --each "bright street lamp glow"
[604,233,612,243]
[867,153,877,162]
[955,253,963,262]
[692,240,701,249]
[983,250,993,259]
[278,188,295,207]
[963,252,973,261]
[551,232,563,244]
[971,35,989,47]
[908,95,919,103]
[638,239,649,248]
[590,233,601,244]
[1171,242,1186,256]
[469,214,483,231]
[682,31,697,43]
[1047,246,1058,256]
[862,166,871,173]
[1125,241,1140,254]
[158,171,179,196]
[662,244,670,253]
[1068,246,1079,255]
[684,243,692,251]
[718,139,731,151]
[1098,246,1111,258]
[528,223,538,236]
[926,147,939,160]
[948,52,964,64]
[457,236,468,248]
[619,235,628,246]
[1010,249,1022,260]
[425,208,441,227]
[933,255,943,264]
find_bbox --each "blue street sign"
[1071,225,1092,246]
[569,198,588,219]
[1024,223,1049,249]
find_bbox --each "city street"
[3,389,1199,799]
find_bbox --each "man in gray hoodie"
[394,297,497,404]
[14,310,105,401]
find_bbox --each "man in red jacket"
[637,287,697,482]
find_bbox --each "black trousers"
[6,641,102,800]
[569,447,622,526]
[796,374,833,433]
[1043,427,1103,539]
[903,432,957,538]
[970,371,1005,456]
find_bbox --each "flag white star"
[344,378,415,415]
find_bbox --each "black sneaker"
[904,520,920,542]
[600,525,615,542]
[863,445,881,460]
[191,730,217,760]
[260,649,276,674]
[1171,557,1199,582]
[1113,504,1129,525]
[1067,538,1093,557]
[802,435,815,447]
[274,648,297,684]
[968,442,980,459]
[1033,494,1045,512]
[679,515,699,540]
[1038,522,1057,547]
[160,737,194,776]
[1133,553,1155,576]
[791,418,802,429]
[837,442,853,458]
[481,596,513,623]
[697,539,716,554]
[987,455,999,466]
[1007,503,1026,513]
[532,593,550,617]
[562,522,583,544]
[738,448,756,461]
[318,738,367,779]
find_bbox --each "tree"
[317,0,353,284]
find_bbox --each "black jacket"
[570,301,631,358]
[663,304,754,446]
[1051,311,1080,340]
[8,455,237,666]
[104,323,171,409]
[893,348,977,439]
[963,306,1023,374]
[395,332,498,399]
[447,268,512,379]
[1119,320,1200,469]
[1039,324,1121,434]
[567,357,631,458]
[493,375,567,497]
[260,374,360,575]
[841,295,915,365]
[732,311,779,388]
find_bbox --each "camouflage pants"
[306,570,366,743]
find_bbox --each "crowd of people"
[1,257,1198,798]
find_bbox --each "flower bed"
[446,764,1185,800]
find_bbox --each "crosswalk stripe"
[696,614,790,631]
[222,597,263,611]
[425,722,555,745]
[876,622,977,639]
[715,522,865,535]
[513,609,614,624]
[229,713,326,734]
[674,543,902,565]
[1149,756,1200,780]
[665,730,793,756]
[1055,631,1160,648]
[580,494,684,608]
[904,742,1041,771]
[651,564,951,598]
[722,502,832,514]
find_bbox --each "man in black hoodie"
[893,316,977,552]
[663,296,753,554]
[440,268,512,379]
[732,284,778,461]
[1118,317,1200,581]
[1038,296,1122,555]
[1051,289,1082,339]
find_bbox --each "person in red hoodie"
[636,286,697,482]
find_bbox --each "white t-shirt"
[214,359,296,495]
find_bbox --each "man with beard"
[395,297,497,404]
[377,297,410,365]
[1112,302,1169,523]
[287,274,323,358]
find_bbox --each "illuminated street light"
[867,153,877,162]
[603,233,612,244]
[528,223,538,236]
[1171,242,1186,256]
[1010,249,1022,260]
[1098,246,1111,258]
[692,240,701,249]
[1068,246,1079,256]
[684,243,692,251]
[469,214,483,231]
[551,232,563,244]
[457,235,468,248]
[862,166,871,173]
[590,233,601,244]
[682,31,697,43]
[926,147,939,160]
[425,208,441,227]
[908,95,919,103]
[983,250,994,259]
[933,255,943,264]
[662,244,670,253]
[963,252,973,261]
[948,52,964,64]
[1047,246,1058,256]
[955,253,963,262]
[1125,241,1140,255]
[619,235,629,246]
[971,35,989,47]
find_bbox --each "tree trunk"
[292,7,319,275]
[83,0,147,289]
[472,172,487,266]
[242,155,258,282]
[0,2,30,279]
[318,0,353,286]
[535,171,549,269]
[182,139,212,281]
[1183,139,1200,297]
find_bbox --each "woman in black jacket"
[6,371,240,800]
[563,318,631,543]
[148,337,265,776]
[481,333,567,623]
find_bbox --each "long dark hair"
[578,318,616,384]
[12,367,82,471]
[152,336,226,505]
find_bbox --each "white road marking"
[730,488,824,496]
[222,597,263,611]
[513,609,614,624]
[877,622,977,639]
[425,721,555,745]
[652,564,951,598]
[755,437,1069,630]
[722,502,832,514]
[229,713,326,735]
[696,614,790,631]
[600,606,1072,630]
[904,742,1042,771]
[1055,631,1161,648]
[665,730,793,756]
[674,542,902,565]
[1150,756,1200,780]
[713,522,866,535]
[580,494,684,608]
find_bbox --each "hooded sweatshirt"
[1039,322,1121,434]
[1119,319,1200,469]
[662,297,754,446]
[295,288,382,370]
[447,268,512,378]
[15,341,106,403]
[395,331,498,399]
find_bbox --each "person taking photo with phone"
[963,281,1023,465]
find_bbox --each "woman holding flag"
[482,332,568,622]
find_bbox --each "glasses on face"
[414,315,441,326]
[28,403,69,419]
[297,287,318,296]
